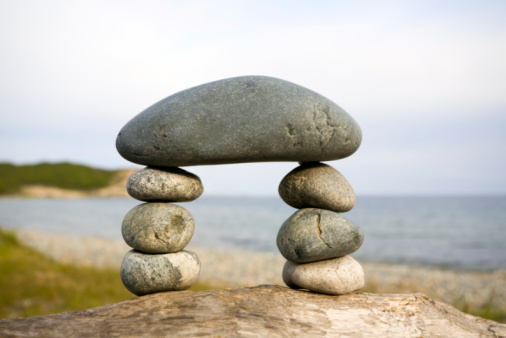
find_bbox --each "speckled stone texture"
[283,255,364,295]
[127,167,203,202]
[278,162,355,212]
[120,250,200,296]
[116,76,362,167]
[122,203,194,253]
[277,208,364,263]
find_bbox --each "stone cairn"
[277,162,364,294]
[119,167,204,296]
[116,75,363,296]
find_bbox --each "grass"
[0,228,216,318]
[0,162,116,195]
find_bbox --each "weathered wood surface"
[0,285,504,337]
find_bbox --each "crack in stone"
[312,104,336,149]
[153,229,170,245]
[285,123,302,147]
[315,210,332,248]
[339,124,351,145]
[132,152,150,157]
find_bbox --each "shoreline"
[5,227,505,315]
[0,169,135,199]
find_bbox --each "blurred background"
[0,0,505,322]
[1,0,505,195]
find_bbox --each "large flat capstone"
[116,76,362,166]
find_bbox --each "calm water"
[0,196,505,271]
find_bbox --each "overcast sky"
[1,0,505,196]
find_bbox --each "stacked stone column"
[277,162,365,295]
[120,167,203,296]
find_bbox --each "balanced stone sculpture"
[116,75,363,296]
[120,167,203,296]
[277,162,365,294]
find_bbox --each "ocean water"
[0,196,504,271]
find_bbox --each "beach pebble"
[278,162,355,212]
[122,203,194,254]
[127,167,203,202]
[116,76,361,167]
[282,255,364,295]
[277,208,364,263]
[120,250,200,296]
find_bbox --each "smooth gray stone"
[116,76,362,166]
[279,162,355,212]
[121,250,200,296]
[277,208,364,263]
[122,203,194,254]
[282,255,364,295]
[127,167,203,202]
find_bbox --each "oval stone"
[127,167,203,202]
[279,162,355,212]
[282,255,364,295]
[121,250,200,296]
[277,208,364,263]
[122,203,194,254]
[116,76,361,166]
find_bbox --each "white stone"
[282,255,364,295]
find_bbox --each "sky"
[1,0,505,196]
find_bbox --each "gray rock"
[277,208,364,263]
[279,162,355,212]
[120,249,200,296]
[282,255,364,295]
[127,167,203,202]
[116,76,361,166]
[122,203,194,254]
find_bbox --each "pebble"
[116,76,362,167]
[127,167,203,202]
[278,162,355,212]
[14,229,506,312]
[282,255,364,295]
[277,208,364,263]
[120,249,200,296]
[122,203,194,254]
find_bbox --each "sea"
[0,196,505,271]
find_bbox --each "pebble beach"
[12,228,506,316]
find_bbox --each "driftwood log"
[0,285,504,337]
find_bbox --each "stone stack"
[277,162,365,295]
[116,75,364,296]
[120,167,203,296]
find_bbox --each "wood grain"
[1,285,504,337]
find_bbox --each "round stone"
[282,255,364,295]
[278,162,355,212]
[277,208,364,263]
[127,167,203,202]
[116,76,361,167]
[122,203,194,254]
[121,250,200,296]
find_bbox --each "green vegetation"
[0,162,117,195]
[0,228,216,318]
